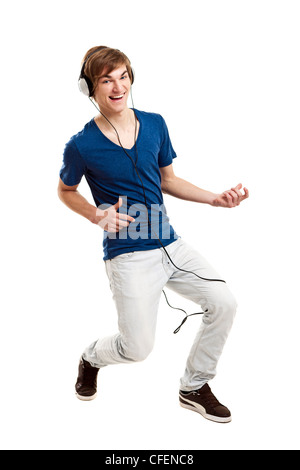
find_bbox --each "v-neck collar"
[92,109,141,151]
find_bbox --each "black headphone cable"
[89,98,226,333]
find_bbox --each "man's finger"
[117,213,135,223]
[230,188,243,198]
[227,189,238,201]
[238,187,249,200]
[224,192,234,205]
[224,191,232,200]
[113,197,123,211]
[243,187,249,198]
[117,219,131,229]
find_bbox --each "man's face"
[93,64,131,114]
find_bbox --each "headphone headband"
[78,47,134,97]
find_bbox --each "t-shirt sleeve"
[158,115,177,168]
[59,139,86,186]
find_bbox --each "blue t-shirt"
[60,109,179,260]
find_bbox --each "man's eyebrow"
[100,70,128,79]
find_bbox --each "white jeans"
[83,238,237,391]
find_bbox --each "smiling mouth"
[109,93,125,101]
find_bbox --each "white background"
[1,0,300,450]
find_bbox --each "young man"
[58,46,249,424]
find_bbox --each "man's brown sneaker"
[179,383,232,423]
[75,357,99,401]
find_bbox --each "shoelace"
[194,389,221,408]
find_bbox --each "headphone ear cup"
[131,68,135,84]
[78,77,91,96]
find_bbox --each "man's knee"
[205,285,237,323]
[222,288,238,316]
[123,340,154,363]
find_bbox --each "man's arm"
[57,179,135,231]
[57,178,100,223]
[160,164,249,208]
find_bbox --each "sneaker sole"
[76,392,97,402]
[180,398,232,424]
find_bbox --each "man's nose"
[112,80,123,92]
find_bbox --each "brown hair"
[82,46,133,96]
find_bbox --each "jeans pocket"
[114,251,136,261]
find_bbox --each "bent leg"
[83,249,168,368]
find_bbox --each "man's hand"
[96,197,135,232]
[212,183,249,208]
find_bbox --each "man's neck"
[98,107,134,132]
